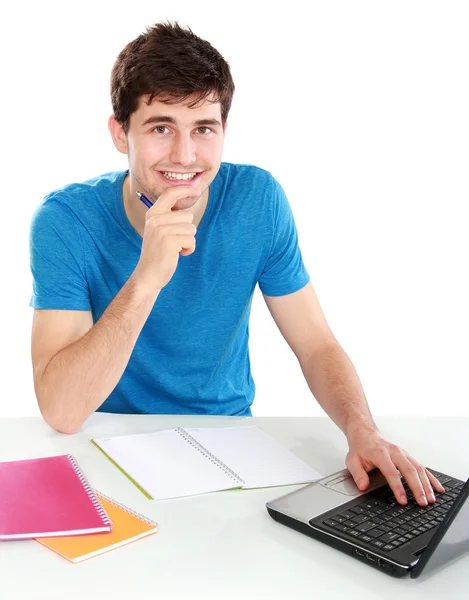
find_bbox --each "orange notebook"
[35,492,158,563]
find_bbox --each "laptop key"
[372,539,386,548]
[377,524,393,533]
[438,476,454,485]
[332,523,350,533]
[394,527,407,535]
[348,529,361,538]
[383,544,394,552]
[365,528,384,539]
[378,532,399,543]
[324,519,338,528]
[343,520,357,528]
[416,526,427,534]
[351,514,369,524]
[340,511,357,520]
[372,516,386,524]
[355,522,375,533]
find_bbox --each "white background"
[1,1,467,419]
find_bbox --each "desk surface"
[1,414,468,599]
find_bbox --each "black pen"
[136,191,153,208]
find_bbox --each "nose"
[169,133,196,167]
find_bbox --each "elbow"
[36,392,83,435]
[49,420,82,435]
[42,409,82,435]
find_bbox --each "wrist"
[128,268,162,303]
[345,419,379,443]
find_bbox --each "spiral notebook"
[0,454,112,540]
[36,492,158,563]
[92,426,322,500]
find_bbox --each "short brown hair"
[110,21,235,133]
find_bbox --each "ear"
[108,115,129,155]
[223,119,228,135]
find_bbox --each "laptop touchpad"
[321,470,387,496]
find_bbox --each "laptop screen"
[412,479,469,578]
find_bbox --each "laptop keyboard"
[319,472,464,552]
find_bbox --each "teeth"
[162,172,197,181]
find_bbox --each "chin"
[173,198,198,211]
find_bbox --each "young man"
[30,21,442,506]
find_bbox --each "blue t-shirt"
[29,163,309,416]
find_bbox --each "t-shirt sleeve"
[258,177,310,296]
[29,198,92,310]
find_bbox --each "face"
[111,94,226,211]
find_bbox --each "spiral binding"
[175,427,245,485]
[66,454,113,528]
[94,491,158,528]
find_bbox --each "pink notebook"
[0,454,112,540]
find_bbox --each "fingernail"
[430,492,436,502]
[400,494,408,504]
[421,495,428,506]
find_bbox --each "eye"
[153,126,170,134]
[197,127,212,135]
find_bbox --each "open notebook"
[92,426,322,500]
[36,492,158,563]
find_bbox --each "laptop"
[266,467,469,579]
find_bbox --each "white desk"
[0,414,468,599]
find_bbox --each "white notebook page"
[94,429,242,500]
[183,426,322,488]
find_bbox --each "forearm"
[37,273,160,434]
[300,341,378,439]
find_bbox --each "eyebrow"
[141,115,222,128]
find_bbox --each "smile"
[161,171,198,181]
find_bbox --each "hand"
[135,186,201,290]
[345,427,445,506]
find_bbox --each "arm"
[32,274,160,434]
[264,283,375,436]
[263,283,444,505]
[32,185,200,434]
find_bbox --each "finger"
[386,446,435,506]
[425,468,445,494]
[176,235,196,256]
[150,223,197,237]
[370,450,408,505]
[147,211,195,227]
[346,454,371,491]
[406,458,442,504]
[148,186,202,215]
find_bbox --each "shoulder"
[217,162,277,190]
[38,170,125,211]
[215,163,284,213]
[32,171,127,223]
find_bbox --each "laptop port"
[355,549,365,557]
[366,553,376,562]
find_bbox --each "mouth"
[156,170,204,186]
